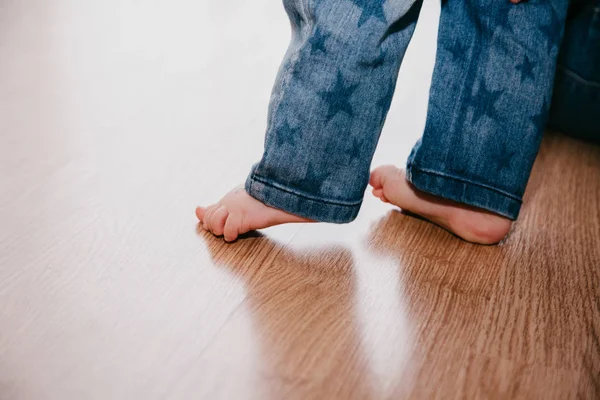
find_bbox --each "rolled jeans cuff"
[245,172,362,224]
[406,164,522,220]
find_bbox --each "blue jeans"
[245,0,571,223]
[548,0,600,143]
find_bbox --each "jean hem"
[406,164,522,220]
[245,174,362,224]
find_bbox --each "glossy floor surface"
[1,1,599,399]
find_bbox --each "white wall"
[373,0,441,167]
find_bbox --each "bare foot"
[196,186,313,242]
[369,166,512,244]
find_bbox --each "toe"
[210,205,230,236]
[372,188,389,203]
[370,165,397,189]
[203,205,218,231]
[195,206,206,222]
[369,170,384,189]
[224,212,242,242]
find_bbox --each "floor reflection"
[200,230,374,400]
[195,202,503,399]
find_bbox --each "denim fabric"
[246,0,423,223]
[246,0,569,223]
[407,0,569,220]
[548,0,600,143]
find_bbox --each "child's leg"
[198,0,423,241]
[371,0,569,243]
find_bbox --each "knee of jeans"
[300,0,420,44]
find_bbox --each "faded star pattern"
[466,79,503,126]
[447,40,468,60]
[317,72,359,121]
[496,140,517,171]
[298,161,331,192]
[274,121,302,148]
[515,54,535,82]
[350,0,387,27]
[308,26,332,54]
[489,5,512,33]
[347,136,364,160]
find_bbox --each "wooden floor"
[1,1,599,399]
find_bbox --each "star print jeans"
[245,0,570,223]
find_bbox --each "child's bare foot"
[196,187,313,242]
[369,166,512,244]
